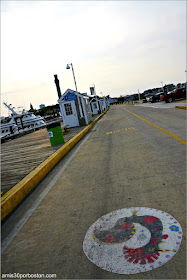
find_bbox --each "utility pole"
[54,74,62,99]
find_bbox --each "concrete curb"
[175,106,187,110]
[1,108,110,222]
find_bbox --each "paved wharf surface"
[1,121,95,195]
[1,105,186,279]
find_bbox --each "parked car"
[160,91,173,101]
[145,94,154,102]
[163,88,186,103]
[151,92,164,103]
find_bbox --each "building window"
[64,103,73,115]
[93,103,97,109]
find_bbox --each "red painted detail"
[152,253,159,260]
[151,236,157,245]
[145,216,158,224]
[123,247,160,265]
[163,234,168,239]
[147,256,154,263]
[104,235,121,243]
[104,235,114,242]
[119,222,133,229]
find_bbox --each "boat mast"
[3,102,18,116]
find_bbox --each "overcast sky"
[1,1,186,116]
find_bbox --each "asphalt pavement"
[1,105,186,279]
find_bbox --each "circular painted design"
[83,207,182,274]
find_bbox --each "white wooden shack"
[100,97,109,111]
[89,96,103,115]
[58,89,92,128]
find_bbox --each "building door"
[63,101,79,127]
[92,102,98,114]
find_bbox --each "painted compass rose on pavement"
[83,207,182,274]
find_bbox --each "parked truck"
[161,88,186,103]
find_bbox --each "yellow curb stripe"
[1,108,110,221]
[120,106,186,146]
[175,106,187,110]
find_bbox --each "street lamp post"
[138,89,140,102]
[66,63,78,92]
[66,63,84,117]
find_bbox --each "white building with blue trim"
[58,89,92,128]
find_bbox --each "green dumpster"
[46,122,64,146]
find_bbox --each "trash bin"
[46,122,64,146]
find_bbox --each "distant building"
[39,104,45,109]
[124,95,134,102]
[108,97,118,104]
